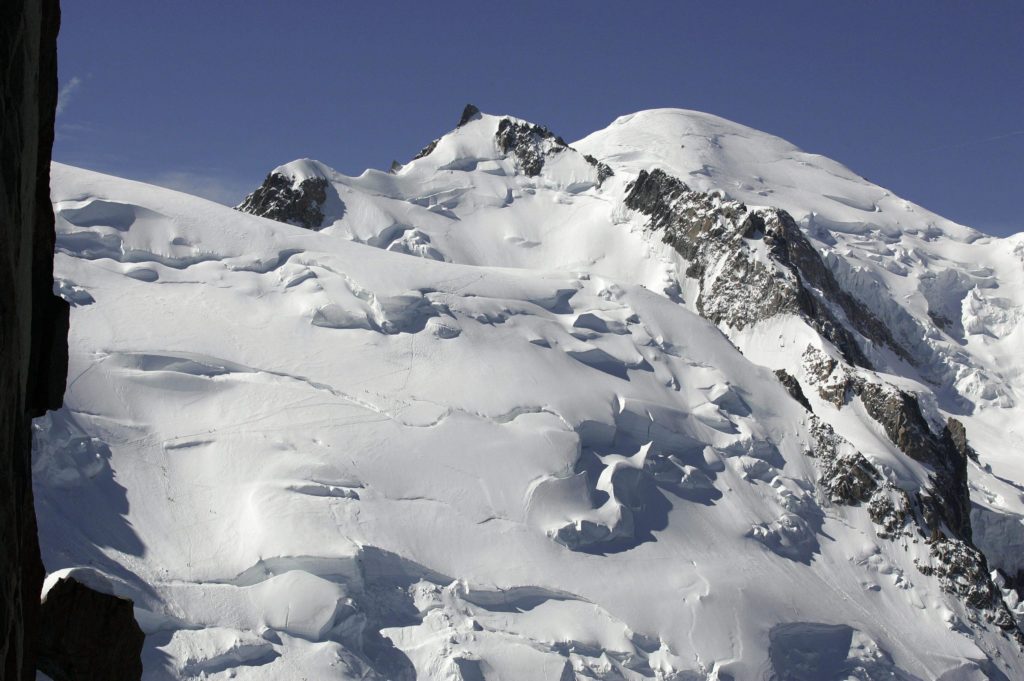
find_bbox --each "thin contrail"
[921,130,1024,153]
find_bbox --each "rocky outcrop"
[774,369,811,411]
[625,169,908,369]
[412,105,482,162]
[36,577,145,681]
[495,118,569,177]
[583,154,614,184]
[800,348,1018,635]
[868,485,913,540]
[412,138,439,161]
[808,419,878,505]
[457,103,481,127]
[856,381,972,541]
[917,539,1021,637]
[803,348,972,537]
[946,417,978,462]
[1,1,67,678]
[237,173,331,230]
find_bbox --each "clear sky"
[55,1,1022,236]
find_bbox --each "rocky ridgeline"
[622,166,1021,640]
[801,346,1020,638]
[807,418,878,505]
[494,117,569,177]
[414,104,613,183]
[237,173,330,230]
[624,169,907,370]
[803,348,972,539]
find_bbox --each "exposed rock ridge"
[412,105,481,161]
[237,173,332,230]
[494,118,613,183]
[495,117,570,177]
[804,347,972,540]
[622,166,1022,633]
[808,418,878,506]
[802,347,1021,638]
[774,369,811,411]
[412,138,438,161]
[583,154,614,183]
[457,103,481,127]
[624,169,909,369]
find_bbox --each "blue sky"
[56,1,1022,236]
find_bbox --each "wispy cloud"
[56,76,83,116]
[146,170,253,206]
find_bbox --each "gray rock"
[495,118,568,177]
[583,154,614,184]
[457,103,481,127]
[774,369,811,411]
[809,419,879,505]
[624,169,910,369]
[237,173,333,230]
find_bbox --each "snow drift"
[37,106,1024,680]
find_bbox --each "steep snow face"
[39,103,1024,680]
[575,112,1024,593]
[243,107,1024,521]
[573,109,980,239]
[576,109,1024,467]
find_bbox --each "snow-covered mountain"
[38,105,1024,680]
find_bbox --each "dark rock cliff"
[237,173,332,230]
[802,348,1020,635]
[36,577,145,681]
[3,2,146,678]
[625,169,908,369]
[1,1,66,678]
[495,117,569,177]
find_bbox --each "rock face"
[624,169,907,369]
[2,4,146,679]
[809,419,879,505]
[0,1,66,678]
[495,118,570,177]
[237,173,331,230]
[800,346,1017,633]
[806,355,974,543]
[774,369,811,411]
[457,103,481,127]
[583,154,614,183]
[36,577,145,681]
[917,539,1020,635]
[857,382,973,540]
[624,164,1017,638]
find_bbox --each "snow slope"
[37,106,1024,680]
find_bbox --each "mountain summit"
[40,106,1024,679]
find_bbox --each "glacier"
[36,105,1024,680]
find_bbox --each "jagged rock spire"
[458,103,481,127]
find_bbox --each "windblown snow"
[38,107,1024,680]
